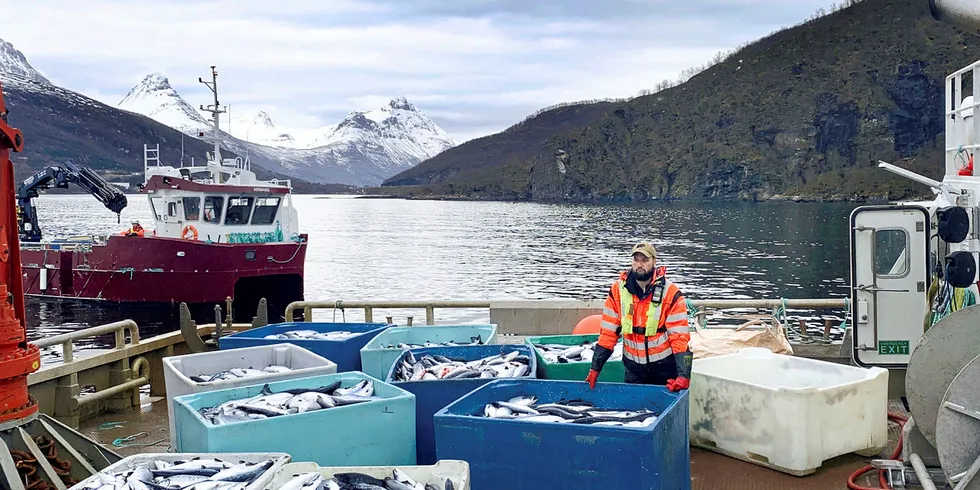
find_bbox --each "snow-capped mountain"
[118,73,212,134]
[119,72,456,186]
[0,39,49,85]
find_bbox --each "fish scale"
[533,341,624,364]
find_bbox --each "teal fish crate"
[218,322,393,372]
[172,372,417,467]
[359,324,499,380]
[385,344,536,466]
[432,379,691,490]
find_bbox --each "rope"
[772,298,789,327]
[111,432,167,448]
[839,297,851,330]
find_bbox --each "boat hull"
[20,235,306,315]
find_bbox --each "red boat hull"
[20,235,306,316]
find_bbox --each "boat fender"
[181,225,199,241]
[937,206,970,244]
[944,251,977,288]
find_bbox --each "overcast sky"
[4,0,844,143]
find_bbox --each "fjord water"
[26,194,860,363]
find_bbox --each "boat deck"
[72,334,898,489]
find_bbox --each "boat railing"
[31,320,147,417]
[283,298,851,335]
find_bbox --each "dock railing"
[283,297,851,340]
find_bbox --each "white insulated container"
[162,343,338,443]
[68,452,291,490]
[264,460,470,490]
[689,347,889,476]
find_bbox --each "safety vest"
[619,281,663,336]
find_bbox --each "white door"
[850,205,930,368]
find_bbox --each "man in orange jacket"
[586,242,692,392]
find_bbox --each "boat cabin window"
[203,196,223,223]
[224,196,254,225]
[149,197,164,220]
[182,197,200,221]
[250,197,280,225]
[167,202,178,217]
[874,229,909,277]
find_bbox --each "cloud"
[3,0,844,143]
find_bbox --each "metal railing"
[285,300,493,325]
[33,320,140,363]
[284,298,849,328]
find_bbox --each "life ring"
[181,225,199,241]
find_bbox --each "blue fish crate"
[218,322,393,372]
[172,372,417,467]
[384,344,536,466]
[360,324,499,380]
[432,379,690,490]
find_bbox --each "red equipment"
[0,81,41,423]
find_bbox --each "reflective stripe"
[603,307,619,319]
[600,319,619,332]
[666,325,689,335]
[623,347,672,364]
[665,313,688,324]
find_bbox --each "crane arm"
[16,161,128,242]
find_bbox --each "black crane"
[17,161,128,242]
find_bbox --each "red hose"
[847,412,909,490]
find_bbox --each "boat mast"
[198,66,225,182]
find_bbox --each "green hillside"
[381,0,980,202]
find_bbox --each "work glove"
[666,376,690,392]
[585,369,600,390]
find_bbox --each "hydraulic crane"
[16,161,127,243]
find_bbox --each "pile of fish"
[76,456,279,490]
[281,469,457,490]
[532,340,623,364]
[198,379,378,425]
[379,334,484,349]
[393,350,531,382]
[189,365,293,383]
[480,395,659,427]
[264,330,362,341]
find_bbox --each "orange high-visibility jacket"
[598,268,690,366]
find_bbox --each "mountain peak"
[0,38,50,84]
[388,97,415,111]
[120,73,175,102]
[117,71,211,133]
[253,111,275,127]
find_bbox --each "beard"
[633,269,653,281]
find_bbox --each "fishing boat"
[18,67,308,318]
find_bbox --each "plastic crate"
[262,460,470,490]
[217,321,393,372]
[68,452,290,490]
[162,343,338,443]
[359,324,499,380]
[172,372,417,467]
[525,334,625,382]
[385,344,537,466]
[689,347,889,475]
[433,378,690,490]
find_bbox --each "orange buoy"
[573,314,603,335]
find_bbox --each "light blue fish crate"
[359,324,499,380]
[218,322,393,372]
[433,379,691,490]
[384,344,536,466]
[172,372,417,467]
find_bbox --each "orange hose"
[846,412,908,490]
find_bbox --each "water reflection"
[25,194,861,364]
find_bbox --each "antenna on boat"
[198,65,225,181]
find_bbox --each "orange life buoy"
[181,225,199,241]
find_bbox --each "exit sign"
[879,340,910,355]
